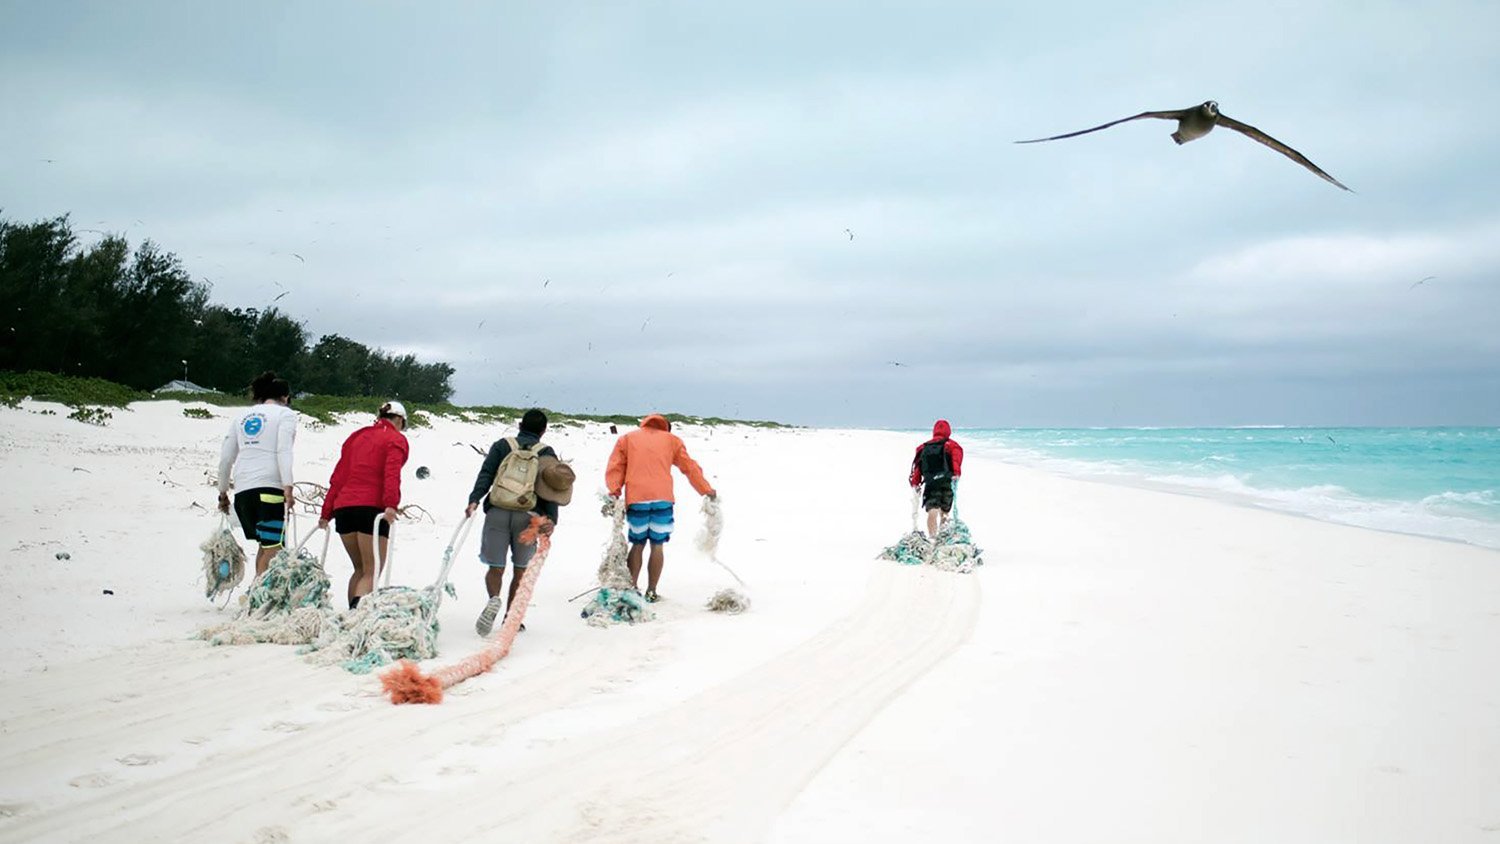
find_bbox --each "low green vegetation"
[3,371,786,429]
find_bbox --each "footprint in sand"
[265,721,308,733]
[0,802,36,819]
[183,736,210,745]
[1375,765,1405,775]
[117,753,162,767]
[254,826,289,843]
[316,700,360,712]
[68,773,117,789]
[438,765,477,777]
[310,800,337,813]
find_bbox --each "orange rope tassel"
[382,515,554,704]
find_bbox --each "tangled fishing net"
[879,517,984,574]
[302,585,442,673]
[200,517,246,601]
[706,589,750,614]
[580,493,653,626]
[198,546,332,645]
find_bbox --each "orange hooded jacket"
[605,414,715,504]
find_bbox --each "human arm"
[217,421,238,495]
[382,435,409,511]
[467,440,508,509]
[947,439,964,479]
[278,410,297,509]
[908,447,922,487]
[320,442,348,522]
[673,439,715,497]
[604,436,628,498]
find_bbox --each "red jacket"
[909,419,964,487]
[322,419,410,519]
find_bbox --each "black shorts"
[234,487,287,547]
[921,479,954,514]
[333,506,392,537]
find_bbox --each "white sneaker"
[475,596,504,636]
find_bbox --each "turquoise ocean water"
[958,427,1500,549]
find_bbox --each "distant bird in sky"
[1016,100,1350,191]
[1411,276,1436,289]
[39,158,55,164]
[640,317,650,332]
[477,320,485,329]
[887,361,906,367]
[844,228,855,241]
[273,291,289,302]
[543,279,550,288]
[1327,435,1337,445]
[291,253,305,263]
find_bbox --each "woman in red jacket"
[318,401,410,608]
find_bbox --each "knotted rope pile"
[878,489,984,573]
[302,585,442,673]
[200,516,246,601]
[198,546,332,645]
[580,493,652,626]
[381,516,553,704]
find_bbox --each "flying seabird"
[1410,276,1435,289]
[844,228,855,241]
[292,253,305,263]
[273,291,289,302]
[1016,100,1350,191]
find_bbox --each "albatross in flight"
[1016,100,1350,191]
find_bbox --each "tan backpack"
[487,438,542,511]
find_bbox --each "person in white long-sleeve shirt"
[217,371,298,575]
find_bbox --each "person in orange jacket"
[604,414,717,602]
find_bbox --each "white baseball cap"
[381,400,408,419]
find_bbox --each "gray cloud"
[3,1,1497,426]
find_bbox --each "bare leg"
[645,543,665,594]
[341,533,365,606]
[485,565,504,599]
[627,543,645,588]
[254,545,279,577]
[926,508,941,538]
[352,532,386,599]
[506,570,524,609]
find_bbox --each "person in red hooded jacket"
[909,419,964,537]
[318,401,410,608]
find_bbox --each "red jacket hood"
[640,414,670,431]
[932,419,952,438]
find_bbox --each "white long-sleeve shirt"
[218,403,298,494]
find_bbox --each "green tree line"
[0,213,454,402]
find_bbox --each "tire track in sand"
[330,564,981,844]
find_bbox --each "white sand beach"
[1,401,1497,843]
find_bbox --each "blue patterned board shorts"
[626,501,674,545]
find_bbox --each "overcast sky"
[3,1,1497,427]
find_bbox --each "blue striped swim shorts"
[626,501,674,545]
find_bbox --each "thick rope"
[200,514,246,601]
[381,516,554,704]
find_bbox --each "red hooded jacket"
[909,419,964,487]
[321,418,410,519]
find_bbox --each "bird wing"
[1014,109,1190,144]
[1216,114,1350,191]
